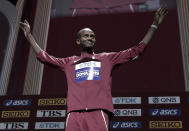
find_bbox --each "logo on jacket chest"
[75,61,101,82]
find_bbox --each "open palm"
[20,20,31,36]
[154,6,168,25]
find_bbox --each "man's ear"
[76,39,80,45]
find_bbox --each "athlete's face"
[77,28,96,50]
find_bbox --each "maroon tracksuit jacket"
[37,41,146,116]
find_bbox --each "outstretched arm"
[142,6,168,45]
[20,20,42,54]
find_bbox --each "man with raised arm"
[20,6,168,131]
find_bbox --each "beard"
[81,41,94,49]
[80,42,94,53]
[83,45,94,51]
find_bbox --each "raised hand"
[20,20,31,36]
[153,6,168,26]
[19,20,42,54]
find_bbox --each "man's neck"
[81,48,94,54]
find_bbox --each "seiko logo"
[110,121,141,128]
[3,99,32,106]
[36,110,66,117]
[150,121,182,129]
[112,97,141,104]
[148,96,180,104]
[0,122,28,130]
[38,98,66,106]
[149,109,181,116]
[1,111,30,118]
[35,122,64,129]
[114,109,141,116]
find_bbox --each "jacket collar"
[81,51,95,59]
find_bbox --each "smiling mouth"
[87,41,93,45]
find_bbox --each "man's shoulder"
[95,52,116,57]
[65,55,79,60]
